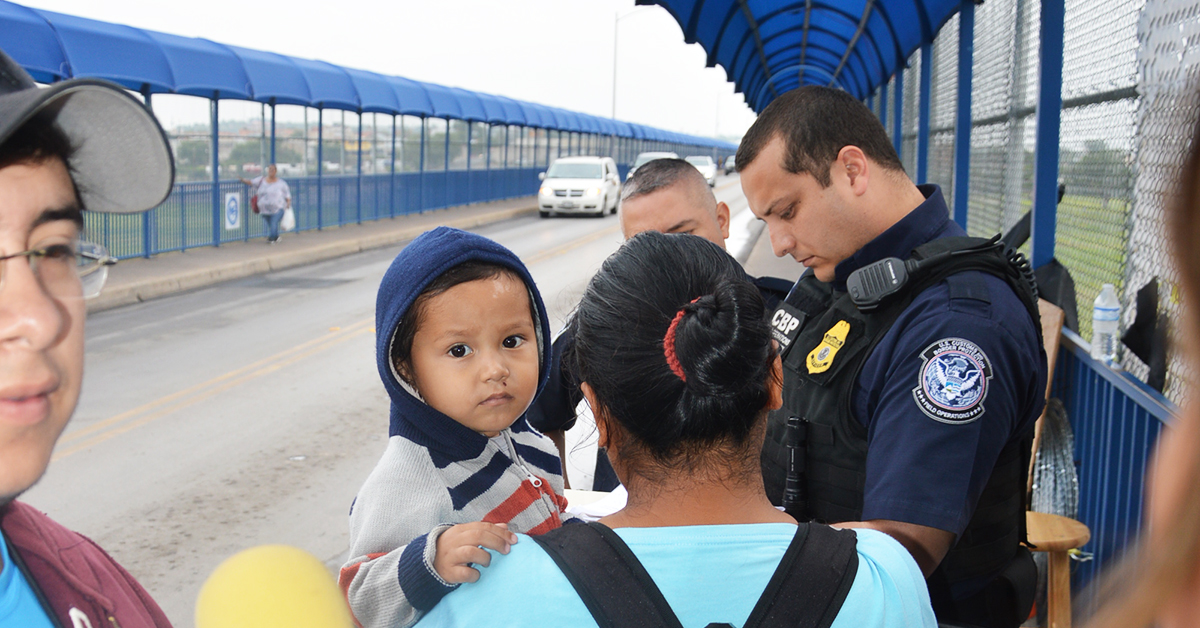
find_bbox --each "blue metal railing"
[1052,329,1174,603]
[84,167,543,260]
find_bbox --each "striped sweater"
[340,227,570,628]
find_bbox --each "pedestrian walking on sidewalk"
[241,164,290,243]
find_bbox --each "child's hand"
[433,522,519,584]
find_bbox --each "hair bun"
[671,279,769,396]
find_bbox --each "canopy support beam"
[317,108,324,230]
[892,69,903,157]
[357,112,363,223]
[916,42,932,183]
[211,95,220,247]
[953,1,974,228]
[1032,0,1064,267]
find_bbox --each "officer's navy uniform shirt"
[832,185,1045,582]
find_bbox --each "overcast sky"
[20,0,758,139]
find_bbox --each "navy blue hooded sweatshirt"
[341,227,569,628]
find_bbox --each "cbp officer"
[527,158,792,490]
[736,86,1046,628]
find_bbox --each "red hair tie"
[663,298,700,382]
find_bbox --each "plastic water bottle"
[1091,283,1120,367]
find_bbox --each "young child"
[340,227,570,628]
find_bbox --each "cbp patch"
[912,338,993,424]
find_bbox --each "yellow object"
[807,320,850,374]
[195,545,353,628]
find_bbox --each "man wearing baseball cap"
[0,47,174,627]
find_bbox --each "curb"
[89,205,537,313]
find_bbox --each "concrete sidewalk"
[89,196,538,313]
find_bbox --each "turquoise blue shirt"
[0,529,55,628]
[418,524,935,628]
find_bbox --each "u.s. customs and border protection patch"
[912,338,993,424]
[807,320,850,374]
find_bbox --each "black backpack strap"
[533,521,860,628]
[743,524,859,628]
[532,521,684,628]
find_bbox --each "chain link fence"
[886,0,1198,404]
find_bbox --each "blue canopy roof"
[0,0,730,149]
[389,76,434,117]
[449,87,487,122]
[226,45,311,106]
[35,7,175,93]
[638,0,960,112]
[345,68,399,114]
[0,2,66,83]
[144,32,251,100]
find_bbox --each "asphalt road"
[21,174,796,627]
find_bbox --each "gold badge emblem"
[807,320,850,374]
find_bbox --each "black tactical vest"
[760,235,1042,591]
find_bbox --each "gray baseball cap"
[0,47,174,213]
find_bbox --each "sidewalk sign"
[224,192,241,230]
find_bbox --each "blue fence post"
[443,117,451,208]
[466,122,473,203]
[317,107,324,230]
[893,70,904,158]
[880,80,888,127]
[917,42,933,184]
[1032,0,1064,267]
[504,125,510,199]
[391,115,397,218]
[954,0,975,228]
[269,98,276,165]
[545,129,551,167]
[419,116,426,212]
[141,87,154,258]
[486,123,492,198]
[211,94,220,247]
[356,111,363,224]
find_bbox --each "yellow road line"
[715,178,741,193]
[57,223,616,460]
[524,224,621,267]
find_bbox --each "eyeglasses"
[0,240,116,299]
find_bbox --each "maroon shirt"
[0,501,172,628]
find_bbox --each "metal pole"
[917,42,933,184]
[211,94,220,247]
[419,116,426,211]
[893,70,904,158]
[880,80,888,126]
[317,108,324,230]
[1031,0,1064,267]
[467,122,473,202]
[142,87,154,258]
[391,114,397,218]
[504,125,511,198]
[357,111,363,223]
[953,0,975,228]
[269,98,276,164]
[443,118,451,207]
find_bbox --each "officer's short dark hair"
[735,86,904,187]
[621,158,711,204]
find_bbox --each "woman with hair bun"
[418,232,935,628]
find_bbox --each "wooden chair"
[1025,299,1091,628]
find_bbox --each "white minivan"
[538,156,621,218]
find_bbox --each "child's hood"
[375,227,553,456]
